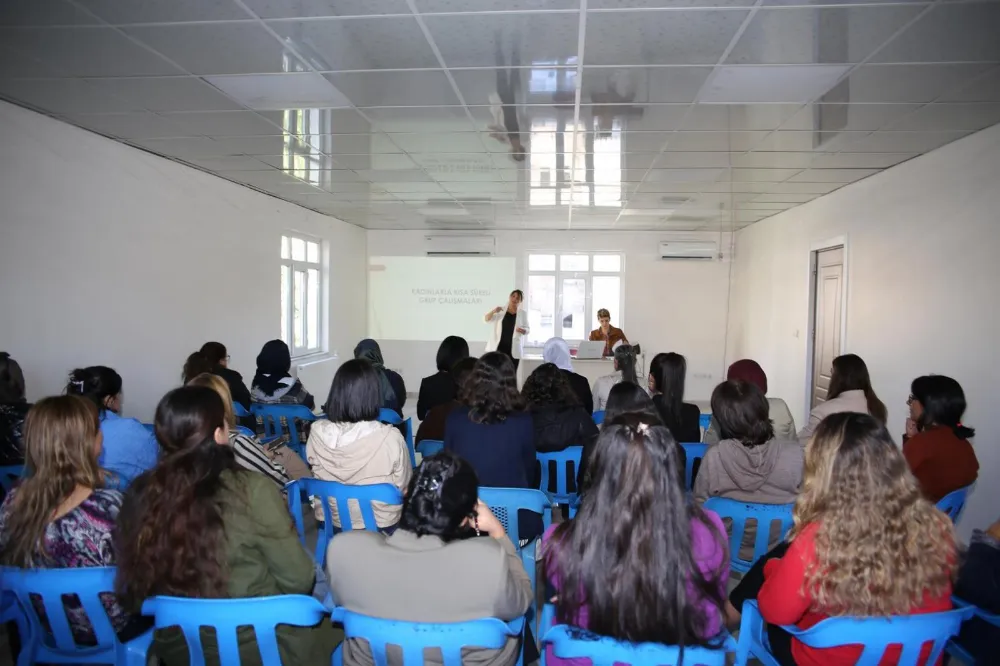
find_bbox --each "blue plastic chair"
[593,410,605,425]
[735,599,973,666]
[477,487,552,595]
[681,442,707,491]
[416,439,444,460]
[936,484,972,523]
[699,413,712,431]
[101,470,129,492]
[0,464,24,495]
[126,594,330,666]
[537,446,583,519]
[703,498,794,574]
[286,478,403,564]
[233,402,251,418]
[141,423,154,433]
[1,566,132,665]
[539,603,726,666]
[946,596,1000,664]
[332,606,525,666]
[378,408,415,467]
[250,403,316,459]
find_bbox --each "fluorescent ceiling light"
[204,73,351,110]
[698,65,852,104]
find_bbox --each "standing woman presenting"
[484,289,529,372]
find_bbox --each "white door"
[811,247,844,409]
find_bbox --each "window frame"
[280,232,327,359]
[524,251,625,346]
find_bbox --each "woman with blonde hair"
[728,412,956,666]
[187,372,310,487]
[0,395,128,644]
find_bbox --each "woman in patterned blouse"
[0,395,127,645]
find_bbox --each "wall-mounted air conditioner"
[658,240,719,261]
[425,235,496,257]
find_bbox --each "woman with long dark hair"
[543,413,729,662]
[354,339,406,415]
[250,339,315,409]
[416,357,478,445]
[115,386,336,665]
[66,365,158,484]
[326,451,532,666]
[0,352,30,466]
[523,362,598,455]
[903,374,978,501]
[0,395,127,645]
[798,354,886,440]
[648,352,702,443]
[417,336,470,421]
[591,344,640,412]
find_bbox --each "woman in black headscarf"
[353,339,406,416]
[250,340,315,409]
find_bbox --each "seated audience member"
[188,373,310,489]
[524,362,599,454]
[543,414,729,662]
[0,396,126,644]
[902,374,978,502]
[591,344,640,412]
[728,412,956,666]
[181,351,213,383]
[116,386,336,665]
[543,337,593,414]
[797,353,886,440]
[648,352,702,443]
[695,380,802,505]
[445,352,541,540]
[307,359,412,531]
[705,359,795,444]
[250,339,315,409]
[578,382,662,492]
[67,366,158,484]
[0,352,30,466]
[200,341,252,410]
[326,451,532,666]
[415,357,477,444]
[953,516,1000,663]
[417,336,469,421]
[354,339,406,415]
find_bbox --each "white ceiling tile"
[699,65,852,104]
[123,23,308,75]
[939,67,1000,103]
[665,131,770,151]
[0,43,66,78]
[654,152,738,168]
[583,67,714,104]
[839,130,973,153]
[0,78,145,113]
[213,134,315,155]
[243,0,410,18]
[730,152,815,168]
[872,3,1000,64]
[0,0,101,26]
[419,0,577,11]
[884,103,1000,132]
[769,181,845,194]
[683,104,801,131]
[809,152,915,168]
[73,0,251,24]
[130,136,231,158]
[423,12,580,68]
[729,168,801,182]
[752,192,819,203]
[843,64,996,103]
[781,103,921,132]
[324,71,460,107]
[204,73,353,110]
[585,10,749,66]
[62,112,192,139]
[85,77,243,112]
[182,156,275,171]
[159,111,284,137]
[789,168,880,183]
[2,27,182,77]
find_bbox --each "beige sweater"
[306,420,411,529]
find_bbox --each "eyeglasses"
[906,394,915,405]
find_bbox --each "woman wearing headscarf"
[354,339,406,416]
[542,338,593,414]
[250,340,315,409]
[703,359,794,445]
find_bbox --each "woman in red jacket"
[729,412,957,666]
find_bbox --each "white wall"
[727,123,1000,539]
[0,101,367,420]
[367,230,734,401]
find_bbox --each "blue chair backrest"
[936,485,972,523]
[0,464,24,494]
[142,423,154,433]
[416,439,444,460]
[332,606,524,666]
[233,402,250,418]
[138,595,329,666]
[593,410,605,425]
[699,413,712,431]
[477,487,552,594]
[378,408,415,467]
[539,604,725,666]
[537,446,583,510]
[1,565,125,664]
[249,403,316,458]
[286,478,403,563]
[102,470,129,492]
[947,596,1000,663]
[681,442,707,491]
[703,498,794,574]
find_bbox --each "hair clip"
[71,379,85,393]
[636,422,650,434]
[416,473,442,495]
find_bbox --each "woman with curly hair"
[524,362,598,455]
[729,412,957,666]
[115,386,338,665]
[444,352,541,540]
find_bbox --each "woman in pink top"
[542,413,730,663]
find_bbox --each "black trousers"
[729,541,797,666]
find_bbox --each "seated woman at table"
[588,308,629,357]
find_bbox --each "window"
[280,234,325,357]
[525,252,624,345]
